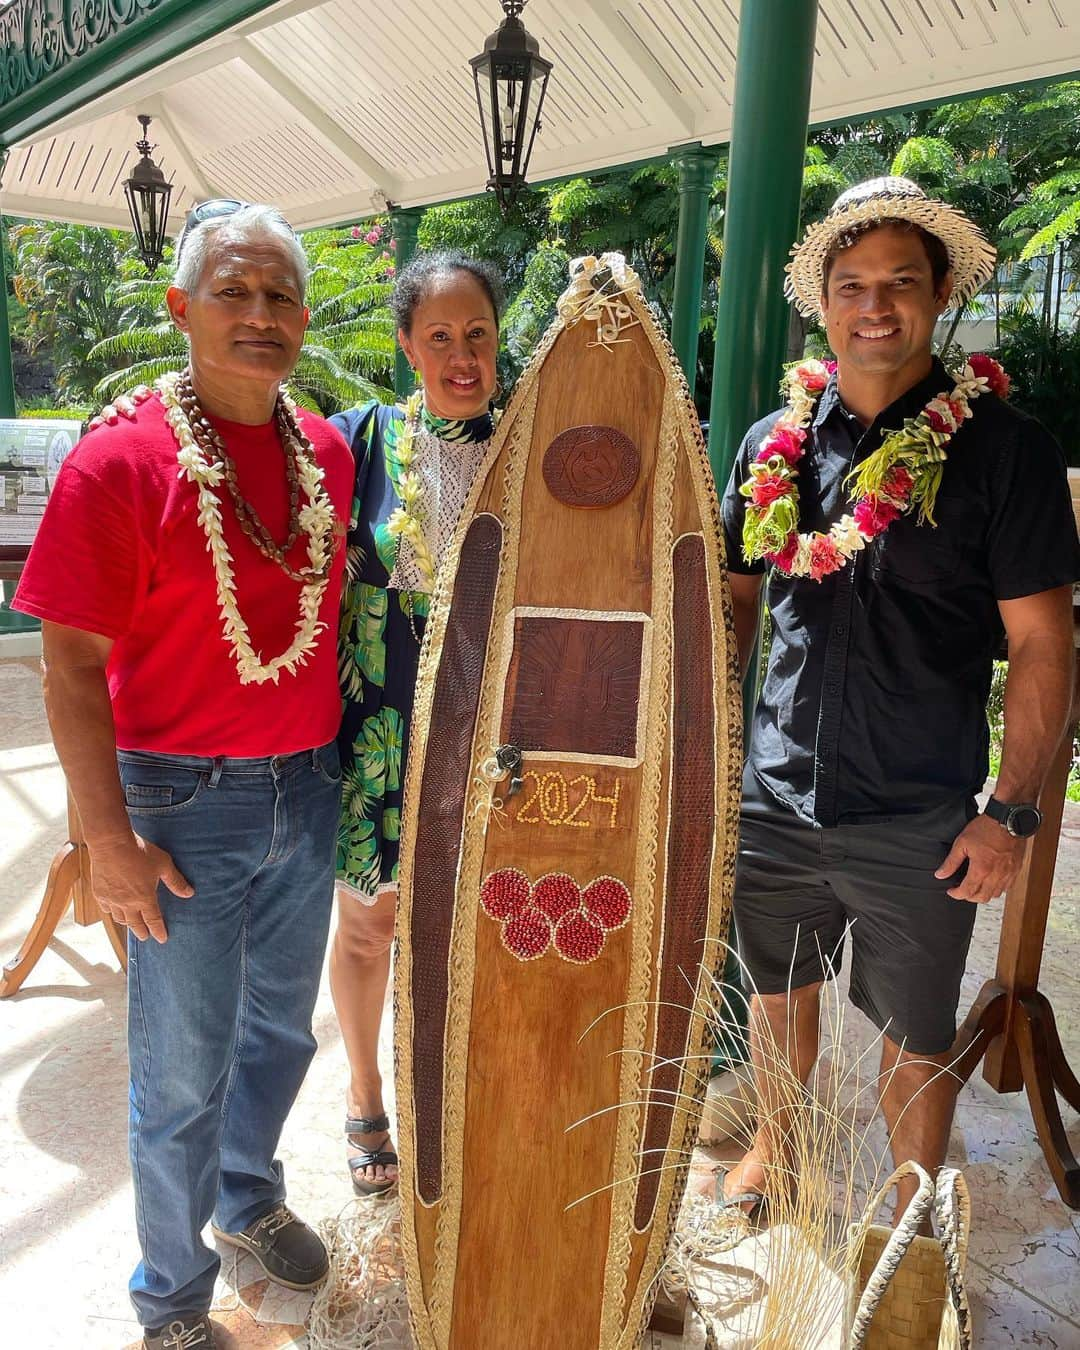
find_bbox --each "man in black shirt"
[719,177,1079,1222]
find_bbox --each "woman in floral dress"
[330,251,504,1193]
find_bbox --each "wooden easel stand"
[953,669,1080,1208]
[1,788,126,997]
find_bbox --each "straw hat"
[784,176,997,318]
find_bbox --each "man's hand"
[934,813,1026,903]
[89,835,194,942]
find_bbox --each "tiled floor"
[2,654,1078,1348]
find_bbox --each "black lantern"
[470,0,552,210]
[123,115,173,275]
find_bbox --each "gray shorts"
[733,782,979,1055]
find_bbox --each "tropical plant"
[9,220,160,405]
[499,240,570,383]
[992,309,1080,461]
[89,222,397,412]
[417,191,551,298]
[9,81,1080,422]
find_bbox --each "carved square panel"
[502,612,647,761]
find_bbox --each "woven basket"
[848,1162,972,1350]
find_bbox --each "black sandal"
[346,1113,399,1197]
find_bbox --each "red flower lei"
[740,353,1010,581]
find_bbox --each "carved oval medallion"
[542,425,640,509]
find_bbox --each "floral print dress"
[332,399,495,899]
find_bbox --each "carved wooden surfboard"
[395,256,742,1350]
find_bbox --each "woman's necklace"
[159,368,337,685]
[386,391,437,593]
[385,393,494,640]
[741,353,1010,581]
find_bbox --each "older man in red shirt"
[15,202,352,1350]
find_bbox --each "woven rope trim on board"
[613,274,743,1350]
[599,380,677,1348]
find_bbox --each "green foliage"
[890,136,959,190]
[500,241,570,380]
[986,660,1080,801]
[991,310,1080,461]
[8,80,1080,422]
[1021,201,1080,262]
[417,192,549,294]
[9,219,162,406]
[81,221,395,413]
[17,405,92,420]
[542,165,682,309]
[823,142,889,192]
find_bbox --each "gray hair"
[172,203,309,300]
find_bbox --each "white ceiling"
[2,0,1078,231]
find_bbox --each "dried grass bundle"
[667,944,966,1348]
[575,939,967,1348]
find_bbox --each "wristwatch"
[983,795,1043,838]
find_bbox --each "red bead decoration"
[582,876,632,931]
[481,868,632,965]
[553,911,605,965]
[481,867,532,922]
[532,872,582,924]
[502,910,552,961]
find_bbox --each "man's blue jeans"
[117,743,340,1328]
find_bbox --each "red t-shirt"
[15,393,352,757]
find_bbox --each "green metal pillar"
[704,4,817,1077]
[707,0,818,489]
[0,207,37,634]
[392,206,423,400]
[669,143,721,401]
[0,216,15,420]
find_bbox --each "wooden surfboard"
[395,255,742,1349]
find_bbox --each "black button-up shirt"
[721,359,1080,826]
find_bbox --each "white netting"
[387,429,490,595]
[305,1197,412,1350]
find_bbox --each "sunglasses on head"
[175,199,248,261]
[186,198,249,229]
[175,199,299,261]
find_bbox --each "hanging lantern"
[123,115,173,275]
[470,0,552,210]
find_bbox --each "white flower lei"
[385,390,437,591]
[158,371,337,685]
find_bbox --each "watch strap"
[984,795,1042,837]
[983,795,1011,826]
